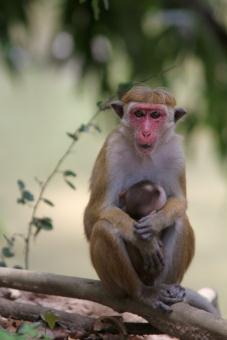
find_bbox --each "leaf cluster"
[1,1,227,156]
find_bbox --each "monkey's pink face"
[128,103,168,155]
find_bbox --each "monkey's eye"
[150,111,161,119]
[134,110,145,118]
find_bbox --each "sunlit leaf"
[92,0,100,20]
[41,311,58,330]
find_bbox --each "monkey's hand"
[133,237,164,277]
[134,211,166,240]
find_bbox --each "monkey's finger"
[160,295,184,305]
[136,232,153,241]
[134,224,153,233]
[166,284,185,296]
[153,300,172,313]
[152,251,164,268]
[138,212,156,223]
[161,285,186,301]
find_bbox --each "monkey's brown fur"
[121,85,176,107]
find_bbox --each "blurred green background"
[0,0,227,316]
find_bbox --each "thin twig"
[24,110,100,269]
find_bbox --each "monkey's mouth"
[137,143,154,154]
[139,144,153,150]
[140,144,152,149]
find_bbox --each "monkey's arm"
[84,142,136,242]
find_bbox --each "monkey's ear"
[111,100,124,118]
[174,107,187,123]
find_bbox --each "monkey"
[119,180,167,285]
[84,85,219,315]
[119,180,167,221]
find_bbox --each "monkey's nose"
[142,130,151,137]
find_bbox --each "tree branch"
[0,297,162,337]
[0,268,226,339]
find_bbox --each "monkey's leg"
[90,220,185,312]
[157,215,195,284]
[125,238,164,286]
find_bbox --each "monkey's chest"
[109,156,180,204]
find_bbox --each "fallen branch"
[0,268,226,339]
[0,297,161,337]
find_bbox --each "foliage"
[0,1,227,157]
[0,112,101,269]
[0,322,53,339]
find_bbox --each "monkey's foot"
[143,284,185,313]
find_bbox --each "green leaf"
[66,132,78,141]
[17,322,39,337]
[63,170,77,177]
[17,179,25,191]
[117,81,134,99]
[65,179,76,190]
[2,247,14,258]
[96,100,105,110]
[0,261,7,267]
[22,190,34,202]
[17,198,26,205]
[0,329,16,340]
[41,311,58,330]
[103,0,109,10]
[14,265,23,269]
[32,217,53,231]
[92,0,100,20]
[78,124,89,132]
[42,198,55,207]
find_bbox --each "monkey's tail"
[185,287,220,317]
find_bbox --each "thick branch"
[0,268,226,339]
[0,297,93,336]
[0,297,161,337]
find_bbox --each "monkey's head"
[119,180,167,220]
[111,86,186,156]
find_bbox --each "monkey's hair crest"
[121,85,176,107]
